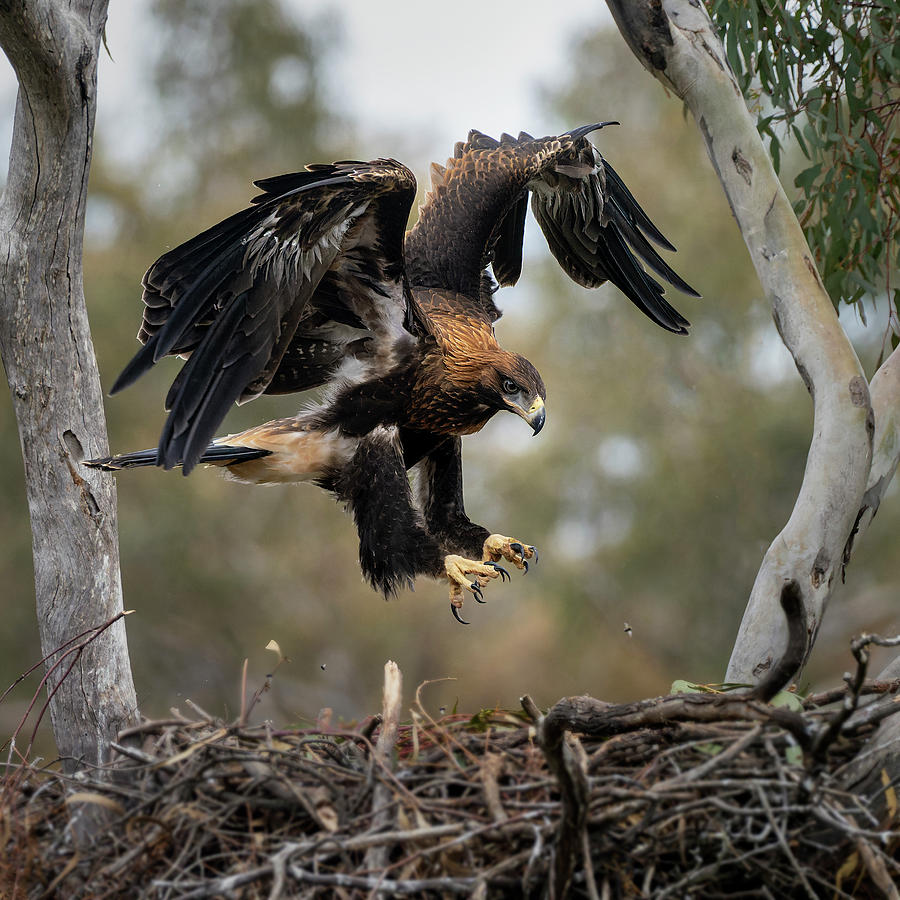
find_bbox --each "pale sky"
[291,0,611,150]
[1,0,611,172]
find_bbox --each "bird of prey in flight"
[87,124,698,623]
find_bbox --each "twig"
[287,867,479,894]
[522,694,591,900]
[651,724,763,788]
[238,658,249,727]
[803,679,900,709]
[1,610,134,760]
[532,692,815,752]
[363,660,403,881]
[814,633,900,760]
[750,580,807,703]
[757,785,817,899]
[480,752,508,823]
[856,837,900,900]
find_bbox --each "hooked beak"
[523,396,546,436]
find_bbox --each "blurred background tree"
[2,1,898,745]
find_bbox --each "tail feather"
[83,443,270,472]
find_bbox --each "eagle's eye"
[501,378,519,395]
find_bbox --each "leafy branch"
[710,0,899,324]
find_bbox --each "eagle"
[86,124,698,623]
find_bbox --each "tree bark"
[846,343,900,555]
[837,346,900,806]
[0,1,138,769]
[605,0,874,685]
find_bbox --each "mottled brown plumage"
[403,288,544,435]
[88,125,697,619]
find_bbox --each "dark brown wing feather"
[490,192,528,287]
[405,125,698,333]
[112,160,418,472]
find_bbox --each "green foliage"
[784,743,804,766]
[670,681,751,694]
[710,0,900,318]
[769,689,804,711]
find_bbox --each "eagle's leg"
[416,437,522,618]
[418,438,538,571]
[335,426,446,598]
[417,437,492,555]
[444,556,507,623]
[482,534,538,573]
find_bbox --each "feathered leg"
[334,427,502,622]
[417,437,491,557]
[417,437,537,600]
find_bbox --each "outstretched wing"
[112,160,418,473]
[404,124,697,333]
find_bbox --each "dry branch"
[4,653,900,898]
[363,660,403,879]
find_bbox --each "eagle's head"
[421,313,547,436]
[485,352,546,435]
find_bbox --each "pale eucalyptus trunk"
[0,1,138,770]
[606,0,876,682]
[606,0,900,805]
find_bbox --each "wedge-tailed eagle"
[87,124,698,623]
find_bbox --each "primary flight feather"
[87,124,699,622]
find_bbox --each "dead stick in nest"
[157,823,473,900]
[749,579,807,704]
[521,694,593,900]
[288,868,481,894]
[803,679,900,710]
[812,632,900,761]
[363,660,403,880]
[527,694,814,753]
[516,582,810,899]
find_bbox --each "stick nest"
[3,674,900,898]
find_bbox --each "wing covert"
[405,125,698,332]
[112,159,418,472]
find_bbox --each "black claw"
[485,561,510,582]
[532,547,539,565]
[471,582,486,603]
[451,604,470,625]
[510,541,524,557]
[522,560,529,575]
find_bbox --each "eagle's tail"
[83,443,270,472]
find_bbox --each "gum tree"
[0,1,138,770]
[605,0,899,791]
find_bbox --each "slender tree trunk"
[0,1,138,769]
[606,0,900,810]
[605,0,875,685]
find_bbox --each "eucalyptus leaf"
[711,0,900,314]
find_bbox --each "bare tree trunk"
[605,0,875,686]
[0,1,138,769]
[836,346,900,805]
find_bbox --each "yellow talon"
[482,534,536,571]
[445,554,500,593]
[444,555,504,620]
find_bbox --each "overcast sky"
[1,0,611,170]
[293,0,610,148]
